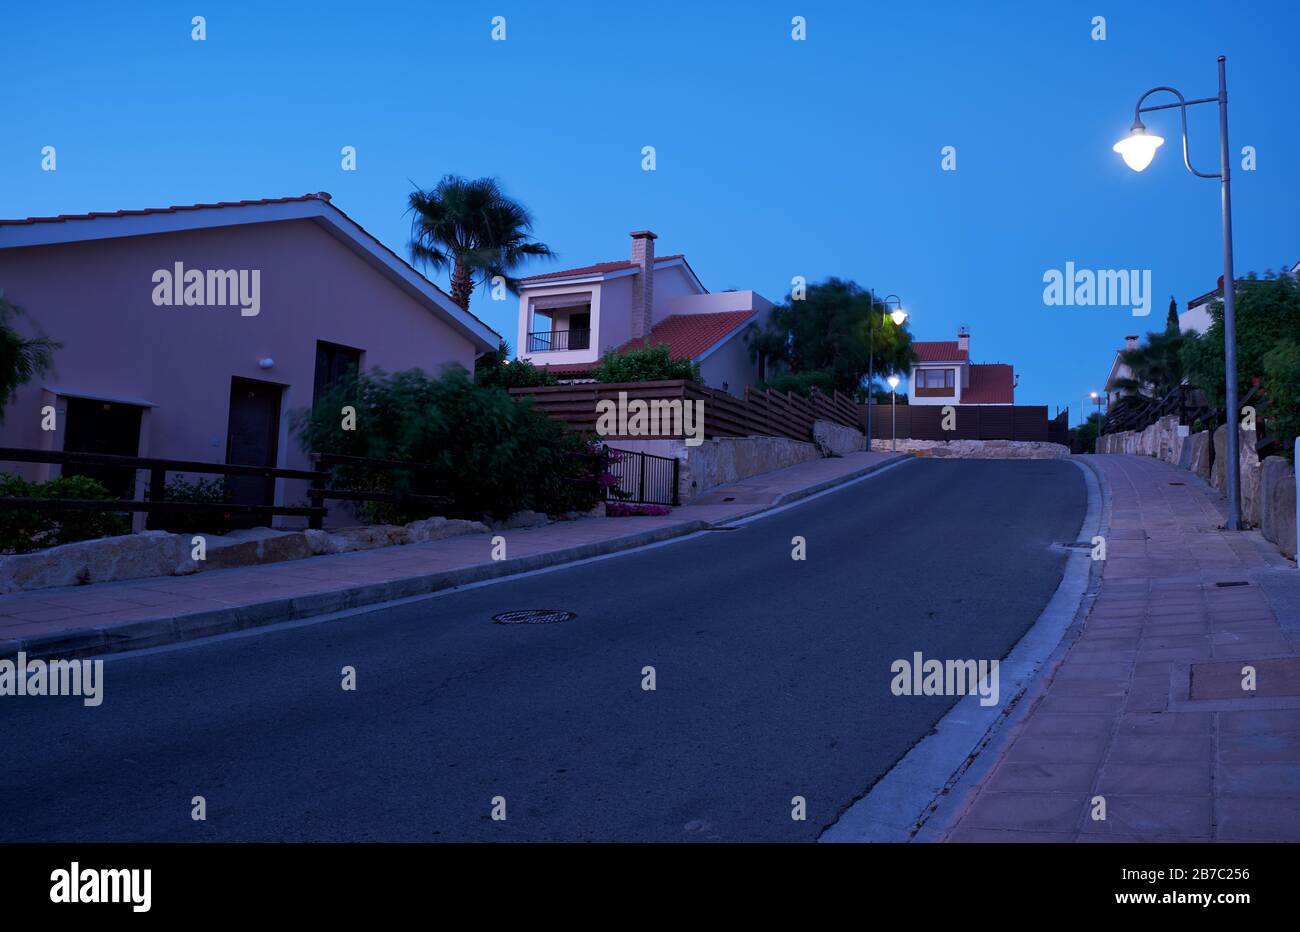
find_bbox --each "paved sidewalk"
[0,451,905,659]
[943,454,1300,842]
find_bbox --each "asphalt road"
[0,458,1087,842]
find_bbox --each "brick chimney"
[957,327,970,354]
[629,230,656,340]
[1125,334,1139,349]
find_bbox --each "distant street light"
[866,292,907,450]
[1090,390,1104,419]
[887,374,901,453]
[1113,56,1242,529]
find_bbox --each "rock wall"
[1260,456,1298,559]
[813,419,866,456]
[1096,418,1296,556]
[0,518,490,595]
[868,439,1071,459]
[612,436,821,502]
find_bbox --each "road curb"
[4,454,908,661]
[820,455,1108,843]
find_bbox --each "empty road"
[0,458,1087,841]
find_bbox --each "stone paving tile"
[945,454,1300,843]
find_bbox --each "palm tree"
[1112,328,1185,401]
[407,176,554,312]
[0,296,60,422]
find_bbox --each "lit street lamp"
[866,292,907,450]
[1113,56,1242,529]
[1090,390,1104,420]
[887,374,901,452]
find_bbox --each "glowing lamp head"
[1090,391,1099,399]
[1113,124,1164,172]
[889,308,908,326]
[886,375,901,390]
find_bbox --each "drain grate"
[1169,481,1185,486]
[493,609,576,625]
[1057,541,1093,550]
[703,525,742,531]
[1214,580,1250,588]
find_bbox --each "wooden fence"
[509,380,861,443]
[0,447,452,531]
[861,405,1070,445]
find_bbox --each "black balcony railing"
[527,328,590,352]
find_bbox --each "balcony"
[527,328,590,352]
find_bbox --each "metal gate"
[603,447,680,506]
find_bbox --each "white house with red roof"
[0,193,499,525]
[908,328,1017,406]
[515,231,772,396]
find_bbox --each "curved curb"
[820,456,1111,843]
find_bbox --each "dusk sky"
[4,1,1297,424]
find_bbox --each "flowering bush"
[605,501,671,517]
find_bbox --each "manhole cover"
[493,609,576,625]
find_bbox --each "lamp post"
[866,292,907,451]
[887,374,901,452]
[1112,56,1242,529]
[1090,390,1104,420]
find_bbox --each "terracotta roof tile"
[962,363,1015,404]
[0,193,333,226]
[619,310,755,360]
[521,254,685,282]
[912,340,968,363]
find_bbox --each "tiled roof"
[962,363,1015,404]
[912,340,968,363]
[619,311,756,360]
[0,193,331,226]
[520,254,686,282]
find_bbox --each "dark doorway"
[62,397,144,498]
[226,377,283,528]
[314,341,362,405]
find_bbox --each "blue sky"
[4,1,1297,424]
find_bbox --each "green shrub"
[0,473,129,554]
[593,344,701,383]
[762,369,836,398]
[291,365,604,521]
[1262,339,1300,463]
[475,342,559,389]
[150,475,236,535]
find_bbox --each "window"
[919,368,954,389]
[314,341,362,404]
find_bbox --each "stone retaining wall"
[1097,417,1296,558]
[868,439,1071,459]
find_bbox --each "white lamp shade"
[1113,129,1164,172]
[886,375,901,390]
[890,309,908,326]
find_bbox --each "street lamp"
[1090,390,1104,419]
[1113,56,1242,529]
[866,292,907,450]
[887,374,901,452]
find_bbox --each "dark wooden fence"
[0,447,451,531]
[860,405,1070,444]
[510,380,861,443]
